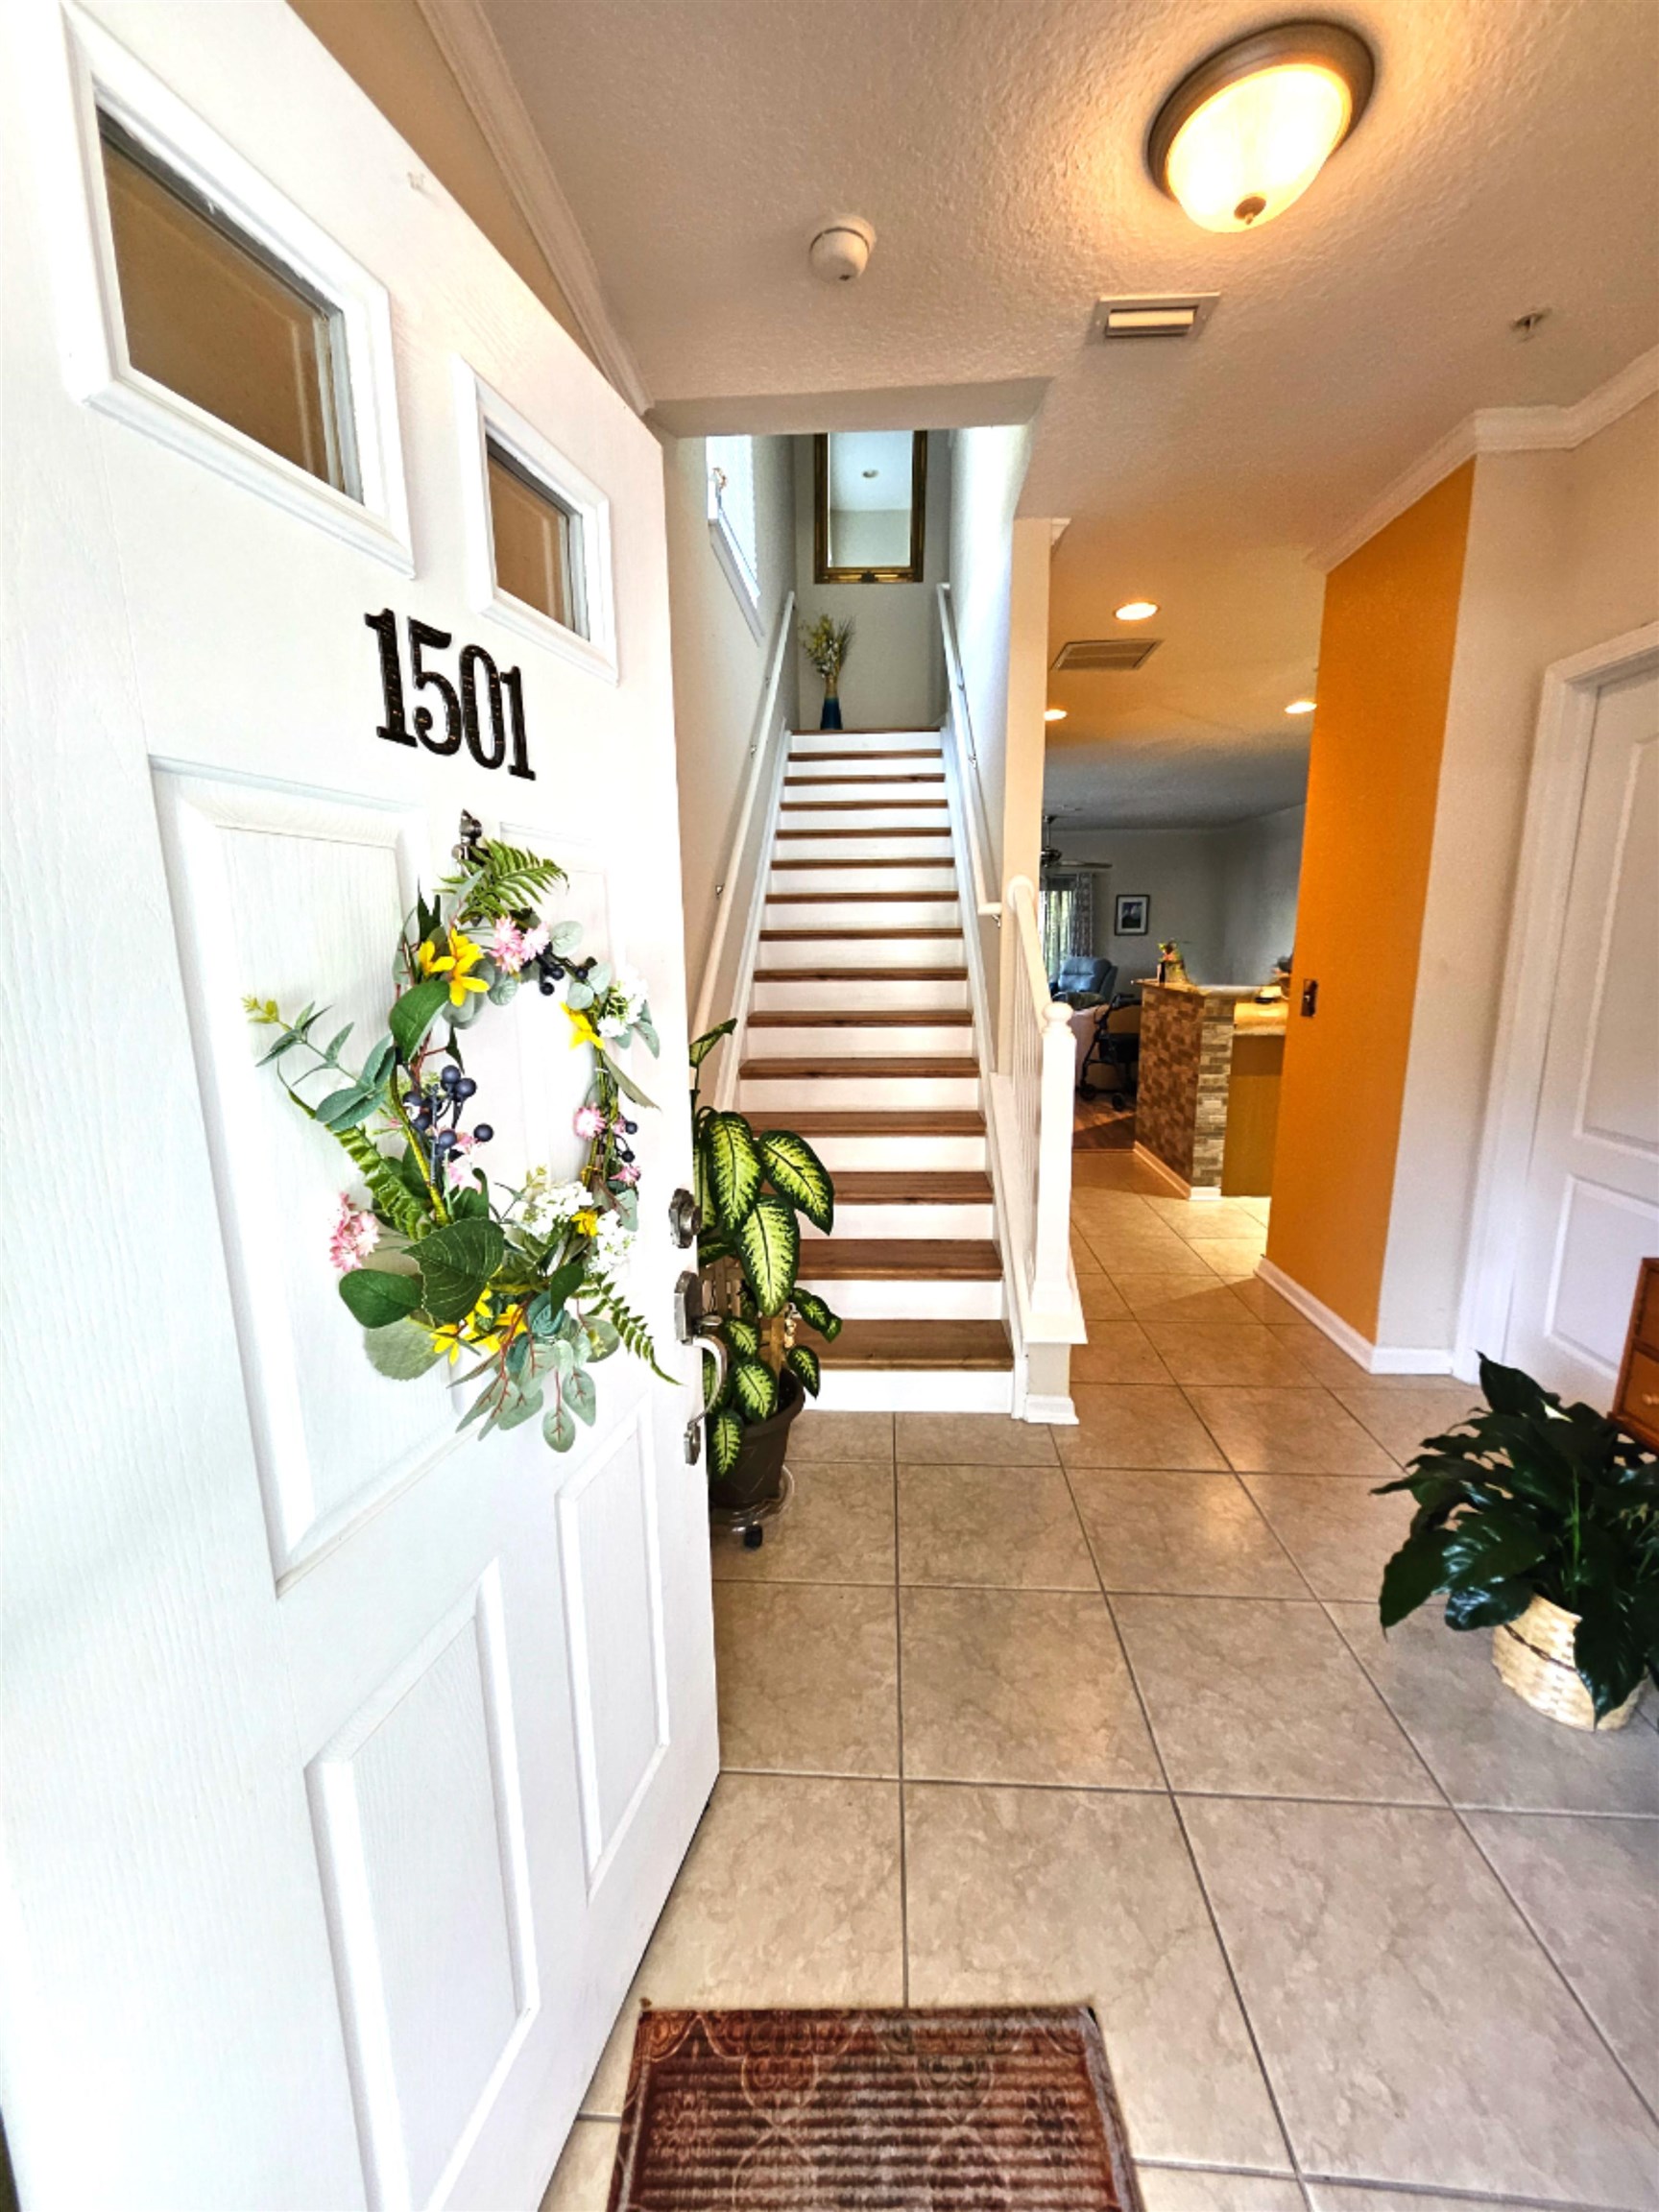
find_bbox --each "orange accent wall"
[1266,462,1475,1338]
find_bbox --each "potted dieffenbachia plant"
[689,1021,841,1508]
[1376,1356,1659,1729]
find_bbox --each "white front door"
[1505,662,1659,1400]
[0,8,714,2208]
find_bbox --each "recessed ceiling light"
[1286,697,1316,715]
[1115,599,1159,621]
[1045,707,1068,722]
[1147,21,1375,233]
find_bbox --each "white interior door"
[1505,663,1659,1400]
[0,8,714,2208]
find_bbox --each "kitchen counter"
[1135,984,1287,1197]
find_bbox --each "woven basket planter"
[1491,1594,1641,1732]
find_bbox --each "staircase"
[736,726,1013,1408]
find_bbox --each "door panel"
[0,7,715,2208]
[1508,666,1659,1398]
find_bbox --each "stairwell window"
[97,111,359,498]
[708,435,763,634]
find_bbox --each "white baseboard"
[1020,1392,1079,1427]
[1255,1260,1455,1377]
[1132,1142,1222,1200]
[815,1368,1014,1413]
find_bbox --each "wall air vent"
[1051,637,1162,672]
[1093,294,1217,340]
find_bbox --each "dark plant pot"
[709,1367,805,1512]
[819,692,843,730]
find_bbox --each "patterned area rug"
[607,2005,1143,2208]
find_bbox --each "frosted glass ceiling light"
[1148,22,1374,232]
[1115,599,1159,621]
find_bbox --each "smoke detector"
[809,216,875,284]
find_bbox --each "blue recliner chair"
[1050,955,1118,1006]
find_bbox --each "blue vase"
[820,692,843,731]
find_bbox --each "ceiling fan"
[1040,812,1087,872]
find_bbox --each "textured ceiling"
[482,0,1659,828]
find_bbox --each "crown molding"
[410,0,649,417]
[1311,345,1659,573]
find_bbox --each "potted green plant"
[689,1020,841,1513]
[1376,1355,1659,1729]
[801,613,853,731]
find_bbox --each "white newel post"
[1031,998,1076,1317]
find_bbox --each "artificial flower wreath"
[247,813,669,1454]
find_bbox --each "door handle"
[672,1269,703,1344]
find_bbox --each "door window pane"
[487,440,589,637]
[98,113,358,497]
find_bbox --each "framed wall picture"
[1115,892,1149,936]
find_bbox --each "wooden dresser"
[1614,1259,1659,1449]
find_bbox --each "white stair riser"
[782,780,946,805]
[751,976,969,1013]
[738,1074,980,1113]
[817,1368,1013,1413]
[749,1023,972,1059]
[778,835,954,864]
[805,1202,995,1240]
[790,732,942,757]
[779,805,950,833]
[764,900,959,930]
[805,1133,988,1172]
[769,864,955,896]
[757,936,966,971]
[798,1276,1004,1321]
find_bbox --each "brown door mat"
[606,2005,1142,2209]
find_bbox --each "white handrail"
[690,589,796,1046]
[936,584,1001,922]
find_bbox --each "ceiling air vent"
[1093,294,1217,340]
[1052,637,1163,672]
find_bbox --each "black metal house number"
[365,609,534,780]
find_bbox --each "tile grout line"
[889,1440,910,2008]
[1052,1446,1315,2210]
[1313,1595,1659,2131]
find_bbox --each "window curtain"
[1041,871,1095,976]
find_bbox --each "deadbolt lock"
[668,1187,702,1248]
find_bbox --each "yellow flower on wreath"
[418,926,490,1007]
[564,1004,600,1049]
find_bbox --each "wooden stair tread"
[825,1171,993,1202]
[777,827,952,840]
[747,1008,973,1028]
[759,928,964,940]
[798,1239,1002,1281]
[741,1056,979,1079]
[753,966,969,981]
[771,856,954,870]
[781,1109,986,1135]
[765,891,958,904]
[804,1318,1012,1372]
[781,798,948,811]
[785,772,945,785]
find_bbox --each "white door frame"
[1456,621,1659,1382]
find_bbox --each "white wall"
[1378,393,1659,1350]
[1061,805,1304,989]
[663,433,795,1006]
[793,431,950,730]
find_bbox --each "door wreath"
[247,812,669,1454]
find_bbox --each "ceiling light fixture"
[1115,599,1159,621]
[1286,697,1316,715]
[1147,20,1374,233]
[1045,707,1068,722]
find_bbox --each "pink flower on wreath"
[613,1162,640,1187]
[573,1103,607,1140]
[490,918,529,974]
[328,1194,379,1274]
[522,923,550,960]
[445,1131,477,1187]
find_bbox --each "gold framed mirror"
[813,430,927,583]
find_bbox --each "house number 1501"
[365,609,534,780]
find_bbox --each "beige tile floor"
[543,1180,1659,2212]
